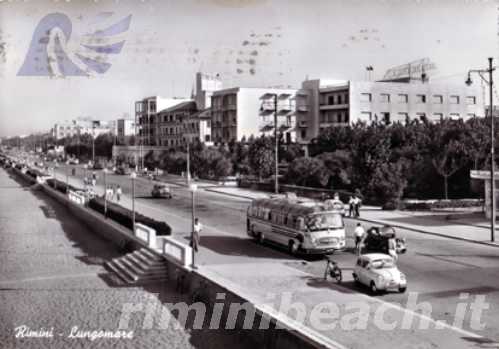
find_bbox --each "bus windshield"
[306,212,344,231]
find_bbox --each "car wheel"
[399,287,406,293]
[370,281,378,294]
[257,232,265,244]
[288,240,299,255]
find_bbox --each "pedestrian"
[116,185,122,202]
[111,185,116,201]
[353,195,361,218]
[388,234,398,262]
[191,217,202,252]
[348,196,354,217]
[354,222,365,255]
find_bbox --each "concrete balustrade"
[161,236,192,268]
[68,190,86,205]
[134,223,157,249]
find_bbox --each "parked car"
[92,161,104,170]
[151,184,172,199]
[353,253,407,294]
[115,166,131,175]
[68,158,79,165]
[362,225,407,255]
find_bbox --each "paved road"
[53,164,499,343]
[0,168,254,349]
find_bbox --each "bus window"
[296,217,305,230]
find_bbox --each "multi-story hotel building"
[52,118,115,140]
[116,118,136,145]
[295,79,485,143]
[211,87,297,144]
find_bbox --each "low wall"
[9,166,332,349]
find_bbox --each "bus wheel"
[288,240,299,255]
[257,232,265,244]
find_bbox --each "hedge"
[403,199,483,211]
[88,196,172,236]
[45,178,83,195]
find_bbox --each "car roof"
[360,253,393,261]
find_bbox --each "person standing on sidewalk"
[354,223,365,255]
[191,218,202,252]
[388,234,398,262]
[116,185,122,202]
[353,195,361,218]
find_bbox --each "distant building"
[296,79,485,143]
[211,87,298,144]
[135,96,191,146]
[116,119,136,145]
[155,101,197,147]
[52,118,114,140]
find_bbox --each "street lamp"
[466,57,496,242]
[261,93,280,194]
[83,164,88,190]
[130,171,137,233]
[189,183,198,269]
[65,160,70,193]
[103,168,108,218]
[53,161,58,190]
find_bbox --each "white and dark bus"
[246,197,346,255]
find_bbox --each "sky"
[0,0,497,137]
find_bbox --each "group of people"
[348,195,362,218]
[105,185,122,202]
[354,222,399,261]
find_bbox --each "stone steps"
[104,247,169,285]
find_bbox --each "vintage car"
[353,253,407,294]
[115,166,131,175]
[151,184,172,199]
[361,226,407,255]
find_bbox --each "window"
[466,96,476,105]
[381,112,390,124]
[328,96,335,105]
[416,94,426,103]
[416,113,427,122]
[433,95,443,104]
[301,129,306,139]
[361,111,372,121]
[397,112,409,122]
[360,93,372,102]
[433,113,443,121]
[398,94,408,103]
[380,93,390,103]
[450,95,460,104]
[337,95,343,104]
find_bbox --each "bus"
[246,196,346,255]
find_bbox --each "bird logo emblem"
[17,12,132,77]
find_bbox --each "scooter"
[324,256,342,283]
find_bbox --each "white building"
[116,119,136,145]
[211,87,297,144]
[295,79,485,143]
[135,96,191,146]
[52,118,114,140]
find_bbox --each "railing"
[135,223,157,249]
[161,236,192,268]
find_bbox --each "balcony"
[319,103,349,110]
[296,105,308,112]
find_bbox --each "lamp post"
[65,160,70,192]
[92,128,96,166]
[53,161,58,189]
[190,183,197,269]
[186,140,191,185]
[131,171,137,233]
[466,57,496,242]
[83,164,88,190]
[103,168,108,218]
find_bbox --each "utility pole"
[274,94,279,194]
[466,57,496,242]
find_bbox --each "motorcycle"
[324,256,342,283]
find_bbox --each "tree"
[366,161,407,207]
[431,140,467,199]
[248,136,275,180]
[286,157,329,188]
[317,150,353,189]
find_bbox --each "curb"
[354,216,499,249]
[204,187,259,200]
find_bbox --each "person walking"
[191,218,202,252]
[388,234,398,262]
[354,222,365,255]
[111,185,116,201]
[348,196,355,217]
[116,185,122,202]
